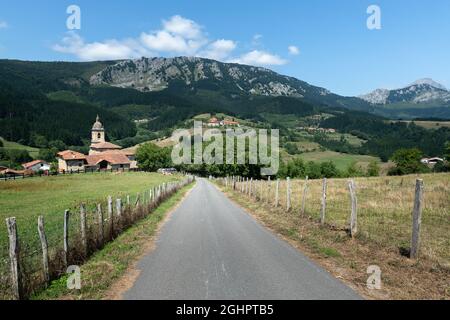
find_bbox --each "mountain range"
[0,57,449,159]
[360,78,450,105]
[89,57,450,119]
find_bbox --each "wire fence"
[0,167,144,182]
[218,174,449,266]
[0,175,195,300]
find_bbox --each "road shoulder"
[213,182,449,300]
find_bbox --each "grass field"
[0,137,40,159]
[32,182,195,300]
[222,173,450,299]
[298,150,381,171]
[0,172,181,288]
[391,120,450,130]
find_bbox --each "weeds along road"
[124,178,361,300]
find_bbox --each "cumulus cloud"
[162,15,202,39]
[229,50,287,66]
[288,45,300,55]
[53,15,289,67]
[140,15,207,54]
[53,32,150,61]
[201,39,237,60]
[0,21,8,29]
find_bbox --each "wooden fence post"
[63,210,70,268]
[135,193,140,208]
[410,179,424,259]
[286,177,291,211]
[301,176,309,215]
[97,204,104,247]
[127,195,130,206]
[107,196,113,239]
[6,217,21,300]
[259,179,263,201]
[80,203,87,257]
[37,216,50,286]
[116,198,122,224]
[320,178,327,225]
[348,180,358,237]
[267,177,271,204]
[275,179,280,207]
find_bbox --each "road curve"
[123,178,361,300]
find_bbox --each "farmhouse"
[58,116,137,172]
[420,157,444,165]
[22,160,50,173]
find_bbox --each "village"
[0,116,138,178]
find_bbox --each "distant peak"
[408,78,447,91]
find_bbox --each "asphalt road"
[124,178,361,300]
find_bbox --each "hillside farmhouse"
[57,116,137,172]
[207,117,240,128]
[22,160,50,172]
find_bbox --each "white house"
[420,157,444,165]
[22,160,50,172]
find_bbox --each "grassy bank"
[217,173,450,299]
[32,182,195,300]
[0,172,182,297]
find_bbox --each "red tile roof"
[86,152,131,166]
[90,142,122,150]
[22,159,48,169]
[57,150,87,161]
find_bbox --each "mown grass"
[219,174,450,299]
[31,182,194,300]
[0,172,181,290]
[298,150,381,171]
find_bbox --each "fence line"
[0,167,147,182]
[3,175,195,300]
[218,175,432,263]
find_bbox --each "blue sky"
[0,0,449,96]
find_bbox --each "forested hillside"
[0,58,448,164]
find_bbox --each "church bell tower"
[91,115,105,144]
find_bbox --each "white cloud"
[53,32,150,61]
[230,50,287,66]
[140,15,207,54]
[0,21,8,29]
[288,45,300,55]
[53,15,289,67]
[140,30,205,55]
[162,15,202,39]
[201,39,237,60]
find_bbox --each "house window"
[98,133,101,139]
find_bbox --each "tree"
[285,142,300,155]
[345,161,364,178]
[30,134,48,148]
[306,161,322,179]
[38,148,58,162]
[136,143,172,172]
[367,160,380,177]
[320,161,339,178]
[444,142,450,161]
[48,140,67,151]
[388,148,429,176]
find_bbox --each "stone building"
[58,116,137,172]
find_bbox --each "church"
[57,116,137,172]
